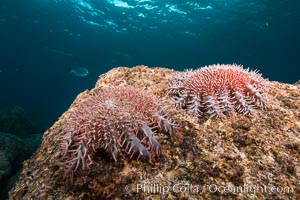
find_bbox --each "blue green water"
[0,0,299,130]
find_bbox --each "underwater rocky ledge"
[9,66,300,199]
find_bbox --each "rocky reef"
[0,106,39,138]
[9,66,300,199]
[0,106,43,199]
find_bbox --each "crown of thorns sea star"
[61,85,177,181]
[167,64,268,118]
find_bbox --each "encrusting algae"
[9,65,300,199]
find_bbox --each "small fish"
[70,67,89,77]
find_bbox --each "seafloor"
[9,66,300,199]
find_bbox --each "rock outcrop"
[9,66,300,199]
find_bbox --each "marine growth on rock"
[61,85,177,181]
[167,64,268,118]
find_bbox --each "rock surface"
[9,66,300,199]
